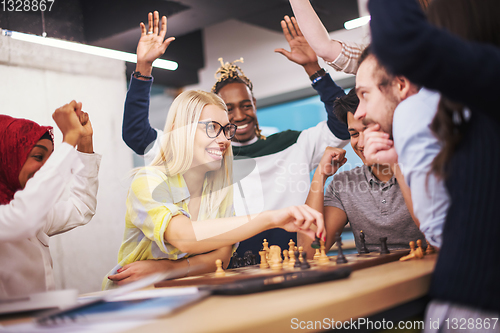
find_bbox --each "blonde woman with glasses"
[105,89,324,288]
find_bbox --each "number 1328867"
[2,0,55,12]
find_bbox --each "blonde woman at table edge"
[105,88,325,288]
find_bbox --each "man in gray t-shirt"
[324,164,423,252]
[302,90,424,255]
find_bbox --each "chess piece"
[243,250,254,267]
[379,237,390,254]
[300,252,310,269]
[294,250,301,268]
[318,239,330,265]
[335,232,348,264]
[400,241,415,261]
[259,250,269,269]
[270,246,282,260]
[415,239,425,259]
[298,246,304,263]
[425,241,436,255]
[250,253,257,265]
[269,246,282,270]
[289,247,296,268]
[231,252,241,269]
[288,239,295,254]
[283,249,289,266]
[311,236,321,249]
[359,230,370,254]
[400,241,425,261]
[270,251,283,271]
[409,240,416,254]
[263,239,270,259]
[313,248,320,261]
[215,259,225,277]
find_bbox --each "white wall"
[0,35,132,293]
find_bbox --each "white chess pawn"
[283,249,290,266]
[215,259,225,277]
[259,250,269,269]
[313,248,321,261]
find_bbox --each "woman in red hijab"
[0,116,53,203]
[0,101,102,298]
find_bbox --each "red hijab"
[0,115,53,205]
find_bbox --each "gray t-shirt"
[324,165,425,252]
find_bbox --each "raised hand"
[76,111,93,153]
[271,205,325,241]
[274,15,321,75]
[318,147,347,178]
[363,124,398,166]
[52,100,84,147]
[136,11,175,76]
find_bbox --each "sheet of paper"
[0,319,152,333]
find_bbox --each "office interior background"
[0,0,368,293]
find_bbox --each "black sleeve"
[369,0,500,122]
[312,73,350,140]
[122,76,158,155]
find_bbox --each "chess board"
[155,249,410,288]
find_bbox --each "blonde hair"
[150,90,234,219]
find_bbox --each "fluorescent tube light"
[344,15,371,30]
[1,29,178,71]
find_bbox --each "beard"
[380,91,400,137]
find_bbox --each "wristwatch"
[132,71,153,80]
[309,68,326,82]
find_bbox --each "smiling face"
[217,82,257,143]
[18,138,54,188]
[347,112,369,165]
[354,56,399,136]
[191,104,231,173]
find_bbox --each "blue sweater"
[122,74,349,260]
[370,0,500,312]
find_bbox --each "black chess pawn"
[359,230,370,254]
[335,232,348,264]
[243,250,254,266]
[231,252,241,268]
[294,250,301,268]
[300,252,310,269]
[379,237,390,254]
[236,256,244,267]
[311,236,321,249]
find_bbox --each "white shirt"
[393,88,449,247]
[0,143,101,298]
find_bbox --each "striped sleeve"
[325,40,366,75]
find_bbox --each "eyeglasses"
[198,121,237,140]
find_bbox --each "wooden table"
[124,254,437,333]
[0,254,436,332]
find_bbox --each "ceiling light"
[1,29,178,71]
[344,15,371,30]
